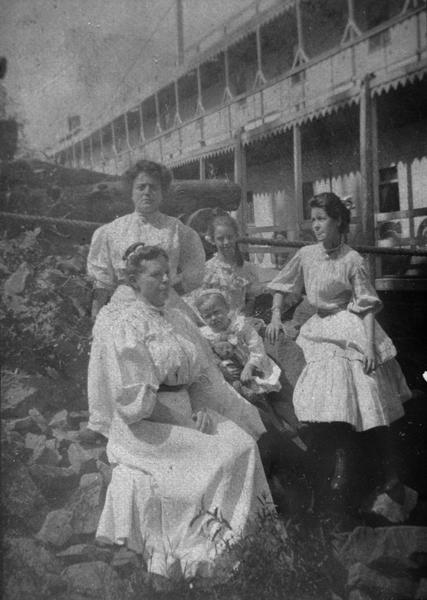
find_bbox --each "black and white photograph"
[1,1,427,598]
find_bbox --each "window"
[302,181,314,220]
[379,166,400,213]
[246,191,255,224]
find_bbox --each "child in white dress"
[266,193,411,497]
[195,289,300,433]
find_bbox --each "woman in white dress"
[87,159,205,320]
[83,160,205,442]
[90,244,272,583]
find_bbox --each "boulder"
[1,371,68,419]
[36,509,74,547]
[29,464,79,497]
[67,443,107,474]
[56,543,113,565]
[31,436,62,466]
[28,408,49,433]
[67,472,104,536]
[5,536,61,577]
[60,561,123,599]
[1,462,48,530]
[348,563,416,599]
[49,409,70,430]
[335,526,427,571]
[69,410,90,429]
[6,415,42,434]
[25,432,46,450]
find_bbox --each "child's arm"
[265,292,285,344]
[361,310,377,374]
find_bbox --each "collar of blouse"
[134,210,166,226]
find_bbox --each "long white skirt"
[96,390,272,579]
[293,311,411,431]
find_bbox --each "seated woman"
[90,244,273,582]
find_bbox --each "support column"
[292,123,303,240]
[154,93,162,135]
[174,80,182,126]
[196,65,204,115]
[254,25,266,87]
[124,112,132,150]
[234,129,247,234]
[359,75,376,277]
[80,139,84,167]
[199,156,206,180]
[176,0,184,66]
[138,104,145,144]
[111,122,118,155]
[71,143,76,168]
[89,134,94,167]
[223,46,233,102]
[292,0,309,69]
[342,0,362,43]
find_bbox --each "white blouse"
[267,243,382,315]
[87,211,205,293]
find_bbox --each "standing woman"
[265,193,411,496]
[87,159,205,320]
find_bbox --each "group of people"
[84,159,411,585]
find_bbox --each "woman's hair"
[194,288,229,311]
[122,243,169,287]
[123,159,172,194]
[309,192,351,234]
[207,213,244,267]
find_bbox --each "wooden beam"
[359,74,376,276]
[234,130,247,235]
[292,123,302,240]
[199,156,206,181]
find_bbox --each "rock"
[25,432,46,450]
[31,436,62,466]
[3,537,64,600]
[49,409,69,430]
[60,561,123,599]
[97,460,113,487]
[3,261,33,295]
[6,415,41,434]
[67,472,104,536]
[348,591,374,600]
[5,536,61,577]
[29,464,79,497]
[69,410,89,429]
[51,428,80,446]
[335,526,427,571]
[415,579,427,599]
[28,408,49,432]
[1,371,68,418]
[348,563,416,599]
[1,462,48,530]
[56,543,113,565]
[67,443,106,474]
[36,509,74,547]
[364,486,418,524]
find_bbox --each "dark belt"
[158,383,188,392]
[316,307,344,318]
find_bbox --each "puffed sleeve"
[87,225,116,291]
[178,224,206,292]
[89,312,160,425]
[266,250,305,297]
[348,255,383,315]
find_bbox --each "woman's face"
[133,256,170,307]
[311,207,341,245]
[132,172,163,216]
[198,295,230,332]
[213,224,237,259]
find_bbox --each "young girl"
[265,193,411,495]
[202,214,261,315]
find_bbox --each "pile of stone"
[1,371,136,600]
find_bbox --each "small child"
[195,289,302,437]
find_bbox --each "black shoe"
[331,448,347,492]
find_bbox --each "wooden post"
[199,156,206,180]
[138,103,145,143]
[154,93,162,134]
[89,134,94,167]
[234,129,247,235]
[124,112,132,150]
[71,143,76,168]
[223,46,233,101]
[359,75,376,278]
[196,65,204,114]
[292,123,303,240]
[176,0,184,67]
[174,80,182,125]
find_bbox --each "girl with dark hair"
[265,192,411,499]
[199,213,261,314]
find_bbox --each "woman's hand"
[363,348,378,374]
[265,318,283,345]
[192,409,212,434]
[240,363,254,383]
